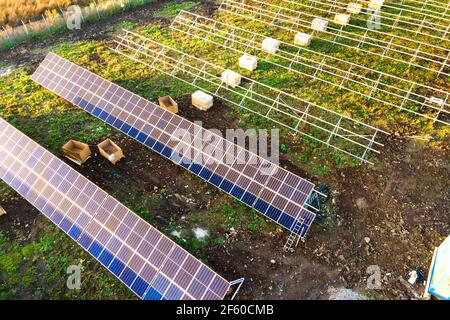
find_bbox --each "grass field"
[0,0,448,299]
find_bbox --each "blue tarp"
[428,235,450,300]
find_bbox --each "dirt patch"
[178,94,240,131]
[0,195,39,239]
[0,1,162,66]
[71,137,219,225]
[305,137,448,299]
[207,231,344,300]
[198,136,448,300]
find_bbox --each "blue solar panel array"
[0,117,231,300]
[31,52,316,238]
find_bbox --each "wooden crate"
[294,32,312,46]
[62,140,91,164]
[158,95,179,114]
[192,91,213,111]
[347,3,362,14]
[97,139,124,165]
[239,54,258,71]
[221,69,242,88]
[334,13,351,26]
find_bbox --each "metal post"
[230,278,245,300]
[433,95,448,124]
[438,52,449,77]
[79,7,85,23]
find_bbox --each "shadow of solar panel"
[0,117,230,300]
[31,52,317,239]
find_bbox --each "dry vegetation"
[0,0,97,27]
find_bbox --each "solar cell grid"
[0,118,231,300]
[31,52,317,238]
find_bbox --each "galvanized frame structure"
[113,29,387,164]
[171,11,449,125]
[394,0,450,15]
[288,0,450,42]
[371,0,450,20]
[219,0,450,76]
[305,0,450,40]
[358,0,450,24]
[257,0,449,66]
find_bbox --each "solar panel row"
[0,117,230,300]
[31,52,317,238]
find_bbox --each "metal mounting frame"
[219,0,450,77]
[171,11,450,125]
[257,0,449,68]
[113,29,389,165]
[292,0,450,41]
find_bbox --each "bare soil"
[204,137,449,300]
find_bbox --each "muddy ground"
[0,0,449,300]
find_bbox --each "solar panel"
[0,117,231,300]
[31,52,317,238]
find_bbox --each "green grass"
[0,226,133,299]
[190,202,269,233]
[174,201,270,257]
[117,188,166,224]
[153,1,199,18]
